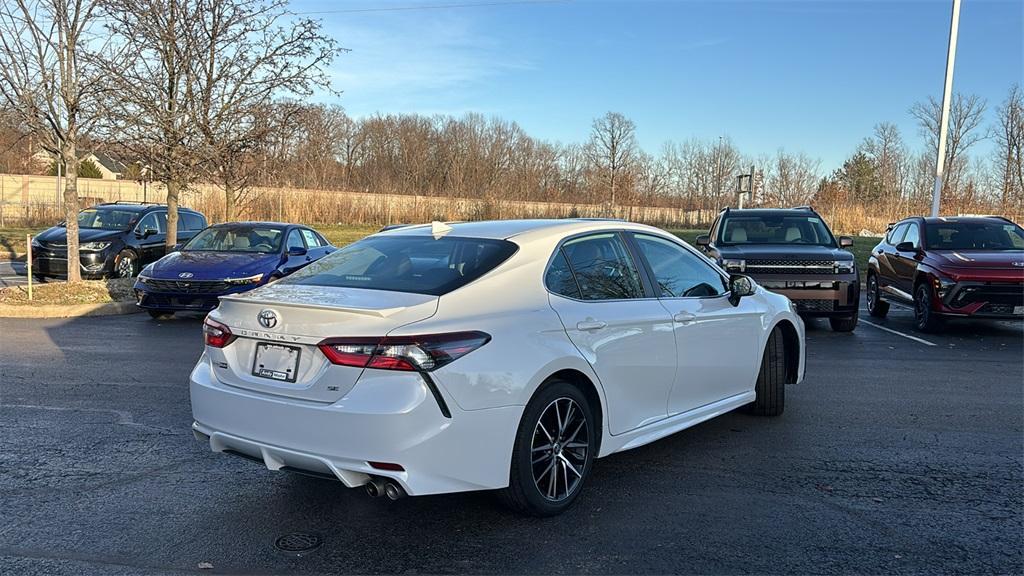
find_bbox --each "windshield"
[718,215,836,246]
[925,221,1024,251]
[280,235,518,296]
[76,208,138,230]
[184,226,284,253]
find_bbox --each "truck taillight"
[318,331,490,372]
[203,317,235,348]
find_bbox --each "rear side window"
[179,212,206,231]
[281,236,518,296]
[561,233,644,300]
[300,229,322,247]
[545,250,581,299]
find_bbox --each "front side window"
[135,212,162,234]
[719,215,836,246]
[902,222,921,248]
[925,221,1024,251]
[281,235,518,296]
[286,230,306,252]
[77,208,137,230]
[184,226,283,253]
[633,233,726,297]
[561,233,644,300]
[887,222,909,245]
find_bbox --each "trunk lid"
[207,284,438,402]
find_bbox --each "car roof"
[208,221,300,229]
[376,218,665,241]
[720,208,818,218]
[918,216,1013,225]
[91,203,200,214]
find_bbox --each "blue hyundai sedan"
[134,222,335,318]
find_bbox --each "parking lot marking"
[860,320,937,347]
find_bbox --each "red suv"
[866,216,1024,332]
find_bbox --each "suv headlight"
[721,258,746,272]
[224,273,265,285]
[31,237,42,247]
[80,241,112,252]
[833,260,854,274]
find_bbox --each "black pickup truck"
[696,206,860,332]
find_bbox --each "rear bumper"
[189,355,522,496]
[755,274,860,317]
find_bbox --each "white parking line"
[860,320,937,347]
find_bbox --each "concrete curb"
[0,301,141,319]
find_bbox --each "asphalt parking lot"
[0,260,29,288]
[1,303,1021,575]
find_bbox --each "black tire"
[866,272,889,318]
[748,327,786,417]
[914,283,942,333]
[499,379,596,517]
[113,249,138,279]
[32,274,47,283]
[829,311,858,332]
[147,310,174,320]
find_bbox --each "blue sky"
[292,0,1023,169]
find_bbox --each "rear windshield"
[280,235,518,296]
[925,221,1024,251]
[718,215,835,246]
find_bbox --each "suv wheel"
[829,311,858,332]
[914,283,942,333]
[147,310,174,320]
[499,379,595,517]
[866,272,889,318]
[747,327,785,417]
[114,250,137,278]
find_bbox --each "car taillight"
[318,331,490,372]
[203,317,235,348]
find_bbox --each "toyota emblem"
[257,309,278,329]
[178,272,194,278]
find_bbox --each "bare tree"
[759,150,821,206]
[910,93,987,198]
[187,0,340,220]
[100,0,199,249]
[0,0,104,282]
[994,84,1023,211]
[586,112,638,207]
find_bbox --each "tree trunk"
[225,183,236,221]
[63,144,82,283]
[166,181,179,248]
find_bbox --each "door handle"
[576,320,606,331]
[673,312,697,324]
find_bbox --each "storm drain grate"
[274,532,323,554]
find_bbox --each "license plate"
[1015,306,1024,316]
[252,343,301,383]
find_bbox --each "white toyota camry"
[191,219,805,516]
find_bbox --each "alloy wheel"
[867,276,878,312]
[117,255,135,278]
[531,397,589,502]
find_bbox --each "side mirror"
[839,236,854,248]
[695,234,710,247]
[728,274,756,307]
[895,241,917,253]
[288,246,308,257]
[137,227,157,239]
[171,243,183,252]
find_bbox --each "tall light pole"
[931,0,962,217]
